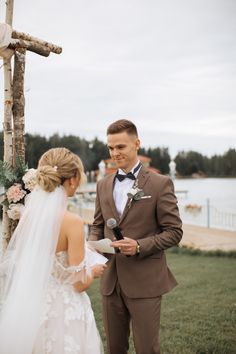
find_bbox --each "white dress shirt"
[113,161,141,217]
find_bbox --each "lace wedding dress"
[33,248,105,354]
[0,187,105,354]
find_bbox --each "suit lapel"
[136,166,150,190]
[107,173,120,220]
[119,166,150,224]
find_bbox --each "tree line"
[0,132,235,177]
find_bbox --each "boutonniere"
[127,179,151,208]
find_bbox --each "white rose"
[7,203,25,220]
[22,168,37,191]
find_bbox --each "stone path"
[181,224,236,251]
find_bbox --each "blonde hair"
[37,147,86,192]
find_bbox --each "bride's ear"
[62,178,76,197]
[68,177,76,189]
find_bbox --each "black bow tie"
[116,162,142,182]
[116,172,136,182]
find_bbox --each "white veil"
[0,185,67,354]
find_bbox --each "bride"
[0,147,107,354]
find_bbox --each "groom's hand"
[111,237,138,256]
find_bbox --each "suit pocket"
[137,197,153,203]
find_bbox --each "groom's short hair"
[107,119,138,137]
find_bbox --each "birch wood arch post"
[1,0,14,253]
[12,47,26,165]
[0,1,62,252]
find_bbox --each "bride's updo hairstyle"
[37,147,85,192]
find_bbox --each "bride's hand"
[92,264,107,278]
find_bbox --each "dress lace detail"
[51,251,91,285]
[33,250,104,354]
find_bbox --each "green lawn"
[88,252,236,354]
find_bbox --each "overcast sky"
[0,0,236,157]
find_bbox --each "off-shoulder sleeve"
[52,246,108,285]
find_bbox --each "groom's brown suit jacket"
[90,166,183,298]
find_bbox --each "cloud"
[0,0,235,157]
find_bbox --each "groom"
[89,119,183,354]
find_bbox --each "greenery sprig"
[0,156,28,190]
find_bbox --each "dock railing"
[179,199,236,231]
[70,190,236,231]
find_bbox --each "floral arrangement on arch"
[0,157,37,220]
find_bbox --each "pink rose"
[6,183,27,203]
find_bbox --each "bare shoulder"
[61,212,86,265]
[61,211,84,239]
[63,210,83,224]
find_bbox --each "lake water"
[173,178,236,213]
[82,178,236,231]
[174,178,236,231]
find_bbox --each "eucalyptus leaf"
[133,191,145,200]
[0,160,17,188]
[1,198,9,207]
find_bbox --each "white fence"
[178,199,236,231]
[69,191,236,232]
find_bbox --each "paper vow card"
[88,238,115,254]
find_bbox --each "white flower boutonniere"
[127,179,151,208]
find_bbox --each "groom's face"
[107,131,140,173]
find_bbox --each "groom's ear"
[135,138,141,151]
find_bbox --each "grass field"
[87,251,236,354]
